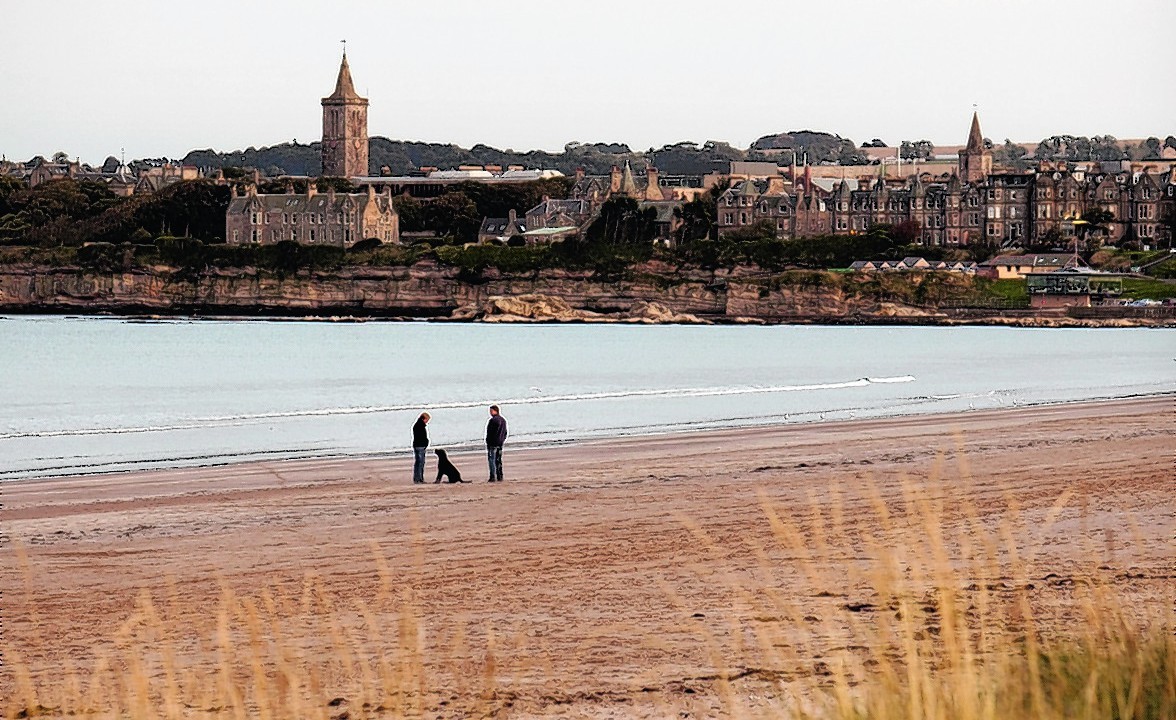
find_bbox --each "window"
[309,230,316,242]
[740,212,748,224]
[232,230,239,242]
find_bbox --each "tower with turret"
[321,52,369,178]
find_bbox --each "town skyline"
[4,0,1173,166]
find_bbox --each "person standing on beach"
[412,412,431,484]
[486,405,508,482]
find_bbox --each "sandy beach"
[2,396,1173,718]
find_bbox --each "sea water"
[1,316,1173,479]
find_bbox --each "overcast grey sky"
[3,0,1173,165]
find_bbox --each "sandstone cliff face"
[0,263,1166,326]
[0,262,955,322]
[1,262,896,321]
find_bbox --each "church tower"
[958,111,992,184]
[321,52,369,178]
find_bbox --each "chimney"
[646,165,660,188]
[508,208,517,229]
[307,181,317,199]
[575,167,585,182]
[366,183,376,200]
[767,175,785,195]
[610,165,621,193]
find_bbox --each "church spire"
[959,110,992,183]
[328,51,361,101]
[965,111,985,153]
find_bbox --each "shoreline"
[7,393,1171,487]
[3,307,1174,327]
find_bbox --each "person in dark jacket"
[485,405,508,482]
[411,412,431,484]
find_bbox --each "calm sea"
[1,316,1173,479]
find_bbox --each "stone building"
[717,113,1176,249]
[225,183,398,247]
[321,52,369,178]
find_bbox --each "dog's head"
[434,449,447,459]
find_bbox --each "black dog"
[434,449,467,483]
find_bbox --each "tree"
[673,196,716,244]
[52,151,70,164]
[423,192,480,242]
[391,195,425,233]
[993,140,1030,171]
[585,197,657,246]
[1161,207,1176,250]
[0,176,26,216]
[899,140,933,160]
[1076,208,1115,252]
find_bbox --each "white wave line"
[0,375,915,440]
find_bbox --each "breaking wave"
[0,375,916,440]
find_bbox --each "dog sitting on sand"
[433,449,467,483]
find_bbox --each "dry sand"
[2,397,1173,718]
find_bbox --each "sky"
[3,0,1174,165]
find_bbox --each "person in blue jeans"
[485,405,508,482]
[411,412,431,483]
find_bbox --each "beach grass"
[4,461,1172,720]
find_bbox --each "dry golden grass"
[4,456,1173,719]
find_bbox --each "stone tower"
[959,111,992,184]
[321,52,369,178]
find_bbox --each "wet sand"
[2,396,1173,718]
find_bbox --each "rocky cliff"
[0,262,1167,326]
